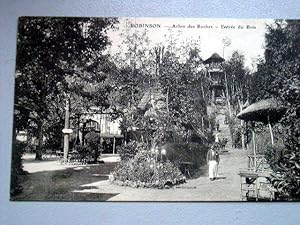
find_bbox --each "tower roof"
[203,53,225,64]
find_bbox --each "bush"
[163,142,209,176]
[265,143,300,199]
[72,131,103,163]
[117,141,145,160]
[73,145,89,162]
[84,131,101,162]
[111,150,186,188]
[265,143,285,172]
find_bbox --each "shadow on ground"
[191,163,208,179]
[11,163,119,201]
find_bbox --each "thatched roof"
[237,98,286,123]
[203,53,225,64]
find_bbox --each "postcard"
[11,17,300,201]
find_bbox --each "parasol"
[237,98,286,145]
[237,98,286,169]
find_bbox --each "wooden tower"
[203,53,226,104]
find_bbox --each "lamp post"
[161,147,167,162]
[222,37,233,119]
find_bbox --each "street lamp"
[161,147,167,162]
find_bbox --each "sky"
[107,18,274,70]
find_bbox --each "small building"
[74,108,124,154]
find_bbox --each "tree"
[158,49,208,141]
[110,30,210,147]
[108,29,154,142]
[224,51,251,149]
[15,17,117,160]
[252,20,300,198]
[224,51,251,111]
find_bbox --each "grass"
[11,163,118,201]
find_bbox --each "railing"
[248,154,272,172]
[239,154,275,201]
[208,67,223,72]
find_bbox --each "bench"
[238,168,275,201]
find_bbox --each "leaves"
[255,20,300,199]
[15,17,118,157]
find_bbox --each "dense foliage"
[109,31,210,148]
[116,141,145,160]
[265,143,300,199]
[15,17,117,160]
[12,17,117,195]
[251,20,300,199]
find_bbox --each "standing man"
[215,134,219,143]
[207,145,220,181]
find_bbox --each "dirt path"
[74,109,248,201]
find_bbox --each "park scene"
[11,17,300,201]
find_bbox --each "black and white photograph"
[11,17,300,202]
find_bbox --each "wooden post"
[241,120,245,150]
[268,115,274,146]
[113,136,116,154]
[251,124,257,170]
[245,121,248,150]
[76,114,80,145]
[63,97,70,162]
[238,99,245,150]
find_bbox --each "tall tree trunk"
[238,98,245,150]
[36,120,43,160]
[224,71,232,118]
[166,87,169,115]
[201,81,206,104]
